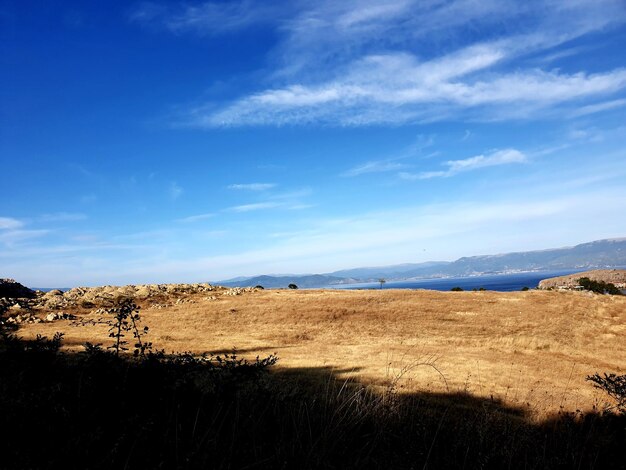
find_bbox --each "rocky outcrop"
[0,279,36,299]
[538,269,626,290]
[1,281,261,316]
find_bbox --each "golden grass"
[18,288,626,417]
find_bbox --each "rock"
[46,313,59,322]
[0,279,36,299]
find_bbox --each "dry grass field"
[18,288,626,417]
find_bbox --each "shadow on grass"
[0,330,624,470]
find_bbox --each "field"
[18,287,626,417]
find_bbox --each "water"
[331,269,589,292]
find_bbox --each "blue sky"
[2,0,626,286]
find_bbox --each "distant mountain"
[329,261,450,280]
[216,238,626,288]
[219,274,352,289]
[439,238,626,277]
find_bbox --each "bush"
[450,287,463,292]
[578,277,622,295]
[521,286,529,291]
[587,373,626,413]
[288,283,298,289]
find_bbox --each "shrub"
[587,373,626,413]
[450,287,463,292]
[288,283,298,289]
[578,277,622,295]
[521,286,529,291]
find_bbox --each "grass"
[18,288,626,418]
[3,287,626,468]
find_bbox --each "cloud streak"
[150,0,626,126]
[0,217,23,230]
[228,183,276,190]
[400,149,526,180]
[177,213,214,223]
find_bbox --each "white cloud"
[161,0,626,126]
[177,213,215,223]
[227,202,282,212]
[569,98,626,117]
[343,160,408,177]
[0,217,23,230]
[228,183,276,190]
[226,200,312,213]
[201,55,626,126]
[400,149,527,180]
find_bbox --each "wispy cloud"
[200,57,626,126]
[130,0,290,35]
[227,202,282,212]
[0,217,23,230]
[39,212,87,222]
[176,213,214,223]
[0,229,50,247]
[228,183,276,190]
[343,160,408,177]
[153,0,626,126]
[343,134,436,177]
[569,98,626,117]
[400,149,527,180]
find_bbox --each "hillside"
[538,269,626,289]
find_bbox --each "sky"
[1,0,626,287]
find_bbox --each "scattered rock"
[45,312,75,322]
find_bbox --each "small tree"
[587,373,626,413]
[378,278,386,289]
[450,287,463,292]
[288,283,298,290]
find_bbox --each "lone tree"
[378,278,386,289]
[288,283,298,290]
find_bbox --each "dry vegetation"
[18,287,626,417]
[538,269,626,289]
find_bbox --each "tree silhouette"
[378,278,386,289]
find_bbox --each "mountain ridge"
[217,238,626,288]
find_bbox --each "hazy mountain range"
[218,238,626,288]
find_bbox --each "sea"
[330,269,591,292]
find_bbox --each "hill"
[217,237,626,287]
[538,269,626,289]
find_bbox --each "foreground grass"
[1,330,624,470]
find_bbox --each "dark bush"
[288,283,298,289]
[587,372,626,413]
[578,277,622,295]
[450,286,463,291]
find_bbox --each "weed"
[587,373,626,413]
